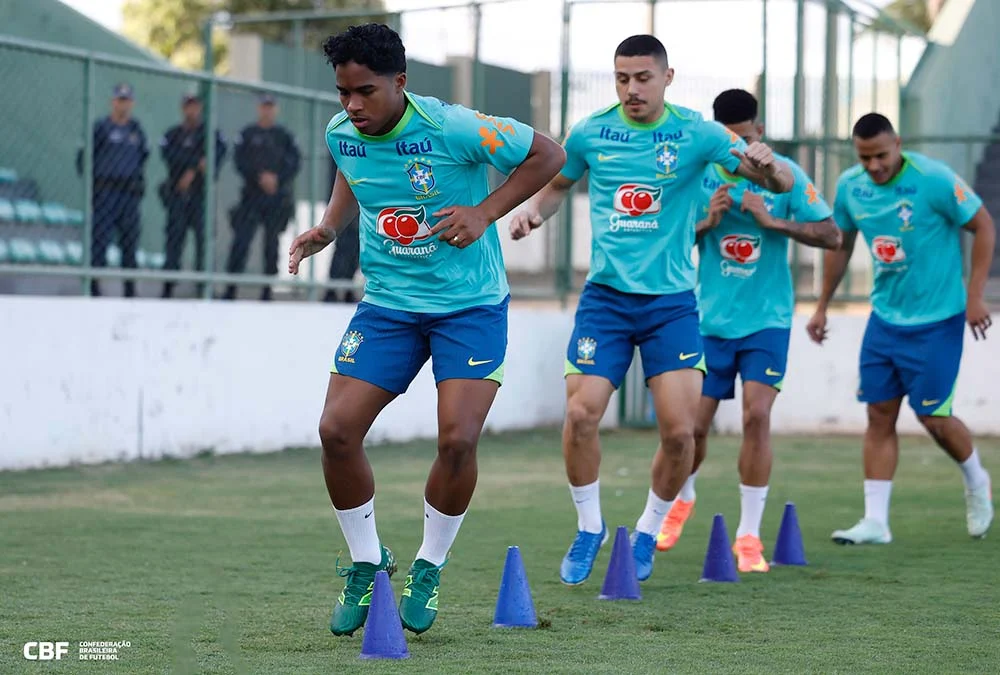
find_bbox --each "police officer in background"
[158,93,227,299]
[222,93,301,301]
[77,83,148,297]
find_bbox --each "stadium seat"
[13,199,43,225]
[41,202,70,226]
[148,252,165,269]
[8,238,39,264]
[106,244,122,268]
[37,239,67,265]
[0,167,16,183]
[64,241,84,265]
[0,179,40,202]
[0,198,15,222]
[65,209,84,227]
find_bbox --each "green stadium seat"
[13,199,43,224]
[41,202,70,226]
[9,238,39,264]
[64,241,83,265]
[0,238,9,263]
[37,240,67,265]
[148,252,165,269]
[106,244,121,268]
[0,198,14,222]
[0,167,17,183]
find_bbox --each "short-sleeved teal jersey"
[696,156,833,339]
[834,152,983,326]
[560,102,747,295]
[326,92,534,313]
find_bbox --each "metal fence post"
[202,76,218,300]
[307,98,319,302]
[81,55,95,296]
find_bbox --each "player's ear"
[756,122,765,139]
[394,72,407,93]
[663,67,675,87]
[893,135,901,151]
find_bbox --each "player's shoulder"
[836,164,867,187]
[407,92,454,130]
[667,102,705,125]
[572,102,620,134]
[906,151,956,181]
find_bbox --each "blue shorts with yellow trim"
[702,328,790,400]
[858,311,963,417]
[565,282,705,388]
[331,295,508,395]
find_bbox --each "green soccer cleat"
[329,545,397,637]
[399,558,447,635]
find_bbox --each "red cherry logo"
[735,240,754,261]
[382,214,400,239]
[724,240,738,257]
[632,191,653,213]
[396,214,419,238]
[620,190,635,211]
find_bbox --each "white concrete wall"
[0,296,617,471]
[2,297,997,471]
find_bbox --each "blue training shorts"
[702,327,790,400]
[331,295,509,394]
[565,282,705,388]
[858,311,964,417]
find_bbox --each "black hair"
[614,34,668,68]
[852,113,895,139]
[713,89,758,125]
[322,23,406,76]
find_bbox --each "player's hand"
[704,183,735,231]
[509,210,544,240]
[967,296,992,340]
[288,226,335,275]
[430,205,491,249]
[740,191,775,228]
[731,141,777,174]
[176,169,196,193]
[806,309,829,345]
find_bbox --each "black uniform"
[324,160,360,303]
[158,122,227,297]
[76,115,149,297]
[223,123,301,299]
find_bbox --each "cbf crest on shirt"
[696,157,833,340]
[560,102,748,296]
[834,151,983,326]
[326,92,534,313]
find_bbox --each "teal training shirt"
[326,92,534,313]
[560,102,748,295]
[833,152,982,326]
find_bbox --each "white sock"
[863,479,893,528]
[960,448,990,491]
[334,497,382,564]
[736,484,769,538]
[679,472,698,502]
[570,480,603,534]
[415,500,466,566]
[635,488,673,536]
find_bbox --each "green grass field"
[2,429,998,674]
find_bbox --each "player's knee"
[693,421,710,446]
[659,427,695,455]
[564,397,603,440]
[318,412,359,461]
[742,403,771,437]
[918,415,949,441]
[436,432,477,473]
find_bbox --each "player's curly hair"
[713,89,758,125]
[322,23,407,75]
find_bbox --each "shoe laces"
[568,531,601,560]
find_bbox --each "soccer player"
[807,113,995,544]
[509,35,795,585]
[288,24,565,636]
[653,89,840,572]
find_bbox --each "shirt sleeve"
[441,104,535,174]
[700,119,746,173]
[786,162,834,222]
[930,162,983,227]
[832,174,857,233]
[559,118,589,182]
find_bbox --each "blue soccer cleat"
[560,522,608,585]
[631,530,657,581]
